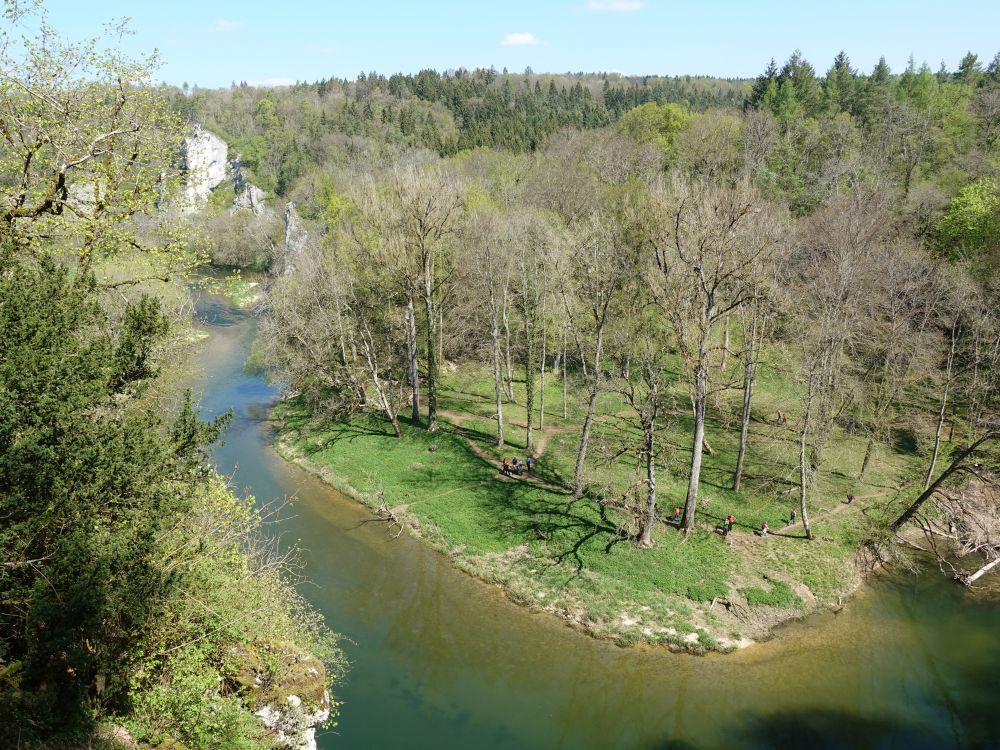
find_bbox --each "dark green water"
[193,293,1000,750]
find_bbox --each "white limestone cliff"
[231,155,267,216]
[181,125,229,212]
[282,201,308,275]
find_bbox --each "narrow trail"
[435,409,568,493]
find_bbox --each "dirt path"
[435,409,567,492]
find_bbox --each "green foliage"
[0,257,343,747]
[935,178,1000,257]
[617,102,691,154]
[0,259,183,737]
[0,3,189,268]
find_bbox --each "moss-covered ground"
[274,349,928,651]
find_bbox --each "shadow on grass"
[291,416,389,453]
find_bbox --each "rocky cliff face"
[282,202,309,275]
[180,126,229,212]
[231,155,267,216]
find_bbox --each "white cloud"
[586,0,645,10]
[501,32,540,46]
[246,77,296,87]
[212,19,245,32]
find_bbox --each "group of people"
[500,455,533,477]
[719,508,798,537]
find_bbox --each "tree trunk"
[406,297,420,426]
[539,326,546,431]
[358,318,402,438]
[639,422,657,547]
[859,438,875,482]
[502,290,515,401]
[732,308,761,492]
[960,556,1000,586]
[681,360,707,534]
[562,326,568,419]
[799,372,814,540]
[422,254,438,432]
[573,326,605,499]
[524,318,535,453]
[721,315,730,371]
[926,321,958,490]
[733,360,754,492]
[491,305,505,448]
[893,432,997,531]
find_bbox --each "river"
[191,290,1000,750]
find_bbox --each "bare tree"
[513,212,554,453]
[348,165,463,432]
[562,208,638,499]
[615,299,673,547]
[647,179,778,533]
[466,210,514,446]
[732,292,771,492]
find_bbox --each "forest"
[172,44,1000,647]
[3,0,1000,743]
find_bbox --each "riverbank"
[270,359,922,651]
[197,294,1000,749]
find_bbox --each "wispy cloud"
[501,32,540,46]
[247,77,296,87]
[212,19,245,32]
[585,0,645,10]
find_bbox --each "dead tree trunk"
[960,556,1000,586]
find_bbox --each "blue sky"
[36,0,1000,88]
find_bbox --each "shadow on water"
[729,709,945,750]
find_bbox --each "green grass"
[740,577,802,607]
[274,354,929,650]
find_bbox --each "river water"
[192,291,1000,750]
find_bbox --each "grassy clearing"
[275,354,928,651]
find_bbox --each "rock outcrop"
[227,644,330,750]
[180,126,229,212]
[231,155,267,216]
[282,202,309,275]
[255,691,330,750]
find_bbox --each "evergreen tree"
[747,58,778,109]
[955,51,984,86]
